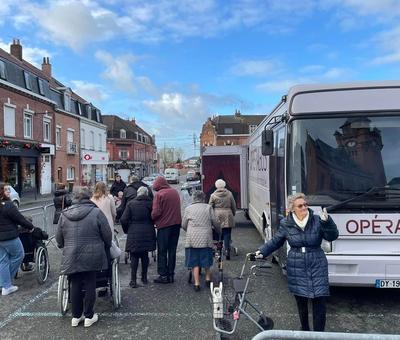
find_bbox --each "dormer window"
[77,102,82,115]
[38,78,45,95]
[96,109,100,122]
[24,71,32,90]
[0,60,7,80]
[64,92,71,111]
[249,125,257,134]
[135,132,138,140]
[224,127,233,134]
[120,129,126,139]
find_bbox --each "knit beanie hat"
[215,179,226,189]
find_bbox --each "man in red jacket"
[151,176,182,283]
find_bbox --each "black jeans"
[222,228,232,252]
[156,224,180,277]
[69,271,96,318]
[294,295,326,331]
[130,251,149,279]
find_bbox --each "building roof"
[0,43,101,123]
[209,111,265,135]
[102,115,154,144]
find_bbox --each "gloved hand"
[319,208,329,222]
[255,250,264,259]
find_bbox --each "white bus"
[248,81,400,286]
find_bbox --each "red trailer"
[201,145,248,210]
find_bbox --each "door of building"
[40,155,52,194]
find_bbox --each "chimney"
[235,109,241,117]
[10,39,23,60]
[42,57,52,78]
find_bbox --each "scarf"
[292,212,309,230]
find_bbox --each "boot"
[226,249,231,261]
[141,273,148,284]
[168,274,174,283]
[153,275,169,284]
[129,276,138,288]
[141,255,149,284]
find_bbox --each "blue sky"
[1,0,400,158]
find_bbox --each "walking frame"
[210,253,274,339]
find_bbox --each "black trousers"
[294,295,326,331]
[130,251,149,279]
[69,271,96,319]
[156,224,180,277]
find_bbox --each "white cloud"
[70,80,109,103]
[369,26,400,65]
[256,79,299,93]
[9,0,319,50]
[22,1,119,50]
[95,50,138,93]
[231,59,282,77]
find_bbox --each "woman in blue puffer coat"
[256,193,338,332]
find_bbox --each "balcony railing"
[67,142,78,154]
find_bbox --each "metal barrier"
[252,330,400,340]
[20,204,56,238]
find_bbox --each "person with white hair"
[182,190,221,291]
[116,175,153,220]
[254,193,338,332]
[209,179,236,260]
[120,186,156,288]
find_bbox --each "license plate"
[375,279,400,288]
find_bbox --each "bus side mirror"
[262,129,274,156]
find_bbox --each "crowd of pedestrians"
[0,172,339,333]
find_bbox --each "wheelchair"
[57,256,121,315]
[18,228,50,284]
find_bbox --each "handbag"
[110,239,122,259]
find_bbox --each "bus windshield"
[288,115,400,210]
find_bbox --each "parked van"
[164,168,180,184]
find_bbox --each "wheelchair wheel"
[35,246,50,284]
[57,275,69,315]
[111,259,121,309]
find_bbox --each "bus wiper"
[326,186,400,212]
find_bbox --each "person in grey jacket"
[56,186,112,328]
[255,193,338,332]
[209,179,236,260]
[182,191,221,291]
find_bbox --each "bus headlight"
[321,240,332,253]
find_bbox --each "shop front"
[81,151,108,187]
[0,140,40,197]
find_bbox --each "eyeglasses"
[295,203,308,209]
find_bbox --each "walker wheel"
[257,315,274,330]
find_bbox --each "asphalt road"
[1,184,400,339]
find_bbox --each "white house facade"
[80,118,108,186]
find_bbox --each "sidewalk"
[20,192,53,208]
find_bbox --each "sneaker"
[153,276,169,284]
[2,285,18,296]
[21,263,34,272]
[71,315,85,327]
[84,313,98,327]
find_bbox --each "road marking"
[15,311,210,318]
[0,282,57,329]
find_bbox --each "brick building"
[103,115,157,183]
[0,39,106,196]
[200,110,265,151]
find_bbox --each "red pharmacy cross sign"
[83,154,92,160]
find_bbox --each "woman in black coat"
[53,183,72,224]
[120,186,156,288]
[255,193,338,332]
[110,175,126,197]
[0,183,34,296]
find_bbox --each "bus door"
[269,126,287,267]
